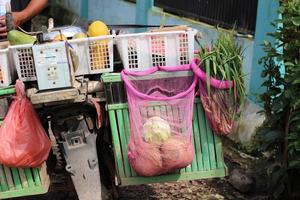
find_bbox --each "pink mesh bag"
[191,59,237,135]
[121,63,197,177]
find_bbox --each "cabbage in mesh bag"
[122,63,197,176]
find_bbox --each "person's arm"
[13,0,48,27]
[0,0,48,36]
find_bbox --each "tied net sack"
[0,80,51,167]
[191,59,238,135]
[121,64,197,177]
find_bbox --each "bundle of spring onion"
[196,32,245,135]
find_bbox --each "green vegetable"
[7,30,36,45]
[143,116,171,145]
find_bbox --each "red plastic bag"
[0,80,51,167]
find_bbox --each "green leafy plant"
[259,0,300,170]
[198,32,245,101]
[195,31,246,135]
[258,0,300,198]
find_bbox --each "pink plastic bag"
[0,80,51,167]
[121,63,197,176]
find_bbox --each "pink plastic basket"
[121,63,197,176]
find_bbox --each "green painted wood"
[32,169,41,186]
[120,168,226,186]
[190,123,198,172]
[214,134,224,169]
[179,168,185,173]
[197,103,211,170]
[116,110,132,177]
[0,86,15,96]
[11,168,22,190]
[185,164,192,173]
[108,110,125,178]
[107,99,203,111]
[107,99,227,186]
[205,115,217,170]
[0,166,48,199]
[0,165,8,191]
[4,167,14,190]
[122,109,135,176]
[0,184,48,199]
[18,168,28,188]
[24,169,34,187]
[102,73,123,83]
[102,71,193,84]
[192,106,204,171]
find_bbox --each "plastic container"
[68,35,114,75]
[0,49,14,87]
[115,29,196,71]
[9,44,36,82]
[10,35,114,82]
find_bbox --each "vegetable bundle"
[196,32,245,135]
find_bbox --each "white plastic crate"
[0,49,13,87]
[10,35,114,82]
[10,44,36,82]
[68,35,114,75]
[115,29,196,71]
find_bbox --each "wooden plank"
[4,167,14,190]
[0,184,49,199]
[185,164,192,172]
[18,168,28,188]
[192,105,204,171]
[11,168,22,190]
[120,168,226,186]
[39,163,48,184]
[108,110,125,178]
[197,103,211,170]
[116,109,132,177]
[179,168,185,173]
[205,117,217,170]
[214,134,225,169]
[122,109,135,176]
[24,168,34,187]
[32,168,41,186]
[0,165,8,191]
[189,122,198,172]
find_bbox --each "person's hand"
[0,16,7,36]
[13,12,26,27]
[0,12,26,36]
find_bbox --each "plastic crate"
[9,44,36,82]
[115,29,196,71]
[10,35,114,82]
[0,163,50,199]
[104,73,227,186]
[0,49,14,87]
[69,35,114,75]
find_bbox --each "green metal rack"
[102,73,227,186]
